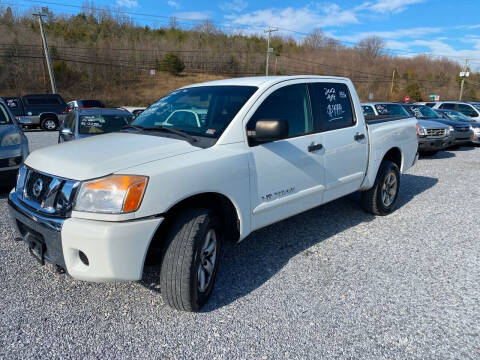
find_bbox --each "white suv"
[430,101,480,121]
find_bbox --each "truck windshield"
[132,86,257,139]
[79,114,133,134]
[409,105,440,119]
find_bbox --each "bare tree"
[303,28,327,49]
[356,36,385,62]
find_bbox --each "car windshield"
[439,110,473,122]
[0,104,13,125]
[408,105,439,119]
[132,86,258,138]
[374,104,409,116]
[79,114,133,134]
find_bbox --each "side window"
[439,103,455,110]
[362,105,375,115]
[309,83,354,132]
[248,84,313,138]
[458,104,479,117]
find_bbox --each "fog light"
[78,251,89,266]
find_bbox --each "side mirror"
[60,128,73,137]
[249,119,289,143]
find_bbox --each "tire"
[160,209,222,312]
[419,150,438,156]
[361,161,400,216]
[41,116,58,131]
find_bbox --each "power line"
[8,0,478,64]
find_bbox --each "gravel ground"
[1,132,479,359]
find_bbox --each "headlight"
[74,175,148,213]
[1,132,22,146]
[418,126,427,136]
[474,127,480,134]
[448,126,454,135]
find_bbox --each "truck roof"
[184,75,351,89]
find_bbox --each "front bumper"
[418,137,451,151]
[471,133,480,144]
[8,191,163,282]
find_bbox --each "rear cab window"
[308,83,355,132]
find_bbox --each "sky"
[7,0,480,67]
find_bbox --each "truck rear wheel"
[160,209,221,312]
[41,116,58,131]
[361,161,400,216]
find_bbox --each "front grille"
[25,171,53,203]
[0,156,22,168]
[455,126,470,132]
[426,129,446,137]
[20,167,79,217]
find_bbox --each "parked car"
[430,101,480,122]
[9,76,418,312]
[434,108,480,145]
[0,98,29,187]
[361,102,452,155]
[58,108,134,143]
[67,99,106,110]
[403,104,473,148]
[12,94,69,131]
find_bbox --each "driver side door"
[246,82,326,230]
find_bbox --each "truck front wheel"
[160,209,222,312]
[41,116,59,131]
[361,161,400,216]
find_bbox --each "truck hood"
[25,132,201,180]
[417,119,450,129]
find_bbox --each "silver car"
[0,98,29,187]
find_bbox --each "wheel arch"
[382,147,403,171]
[143,191,242,268]
[39,112,59,121]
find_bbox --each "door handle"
[308,143,323,152]
[354,133,366,141]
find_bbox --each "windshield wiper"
[121,124,198,144]
[121,124,145,131]
[141,126,198,144]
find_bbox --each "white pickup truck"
[8,76,418,311]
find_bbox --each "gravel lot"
[1,132,479,359]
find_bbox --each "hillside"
[0,6,478,106]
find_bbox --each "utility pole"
[459,59,469,101]
[390,68,396,101]
[264,27,278,76]
[34,7,57,94]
